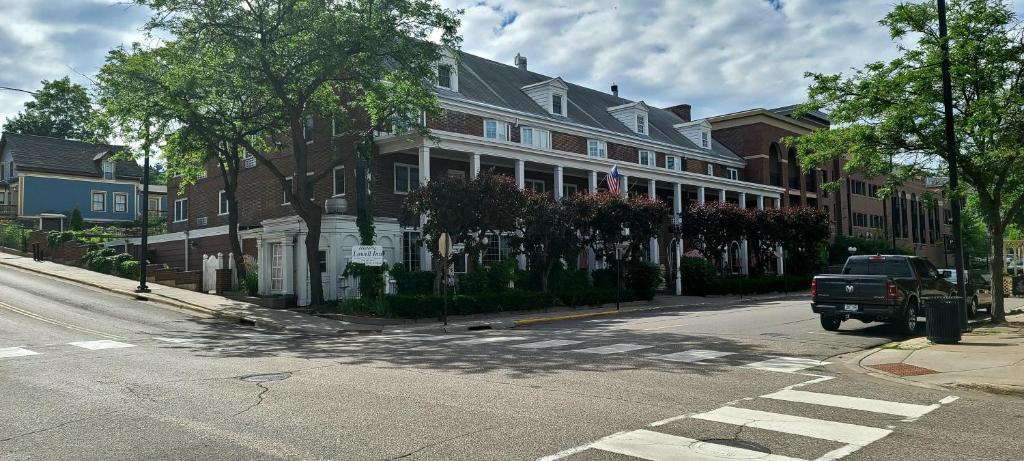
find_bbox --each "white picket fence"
[201,252,236,293]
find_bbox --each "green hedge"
[82,248,139,280]
[389,265,434,295]
[0,223,30,251]
[705,275,813,296]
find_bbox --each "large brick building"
[708,106,954,266]
[155,51,791,305]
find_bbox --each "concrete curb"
[0,258,285,332]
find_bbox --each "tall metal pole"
[937,0,968,330]
[136,137,151,294]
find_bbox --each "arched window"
[768,143,782,186]
[787,147,800,189]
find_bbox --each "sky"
[2,0,1024,132]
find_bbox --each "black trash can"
[925,296,962,344]
[1013,276,1024,297]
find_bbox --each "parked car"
[937,269,992,317]
[811,255,956,335]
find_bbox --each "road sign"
[438,233,452,258]
[351,245,385,266]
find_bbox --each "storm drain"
[240,372,292,383]
[698,439,772,455]
[869,363,937,376]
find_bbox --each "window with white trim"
[282,177,293,204]
[587,139,607,159]
[525,179,545,193]
[706,164,715,176]
[394,163,419,194]
[0,191,6,205]
[332,117,344,137]
[638,150,655,167]
[727,168,738,180]
[302,116,314,143]
[562,184,578,197]
[219,190,229,215]
[333,166,346,196]
[402,231,422,271]
[666,155,681,171]
[113,192,128,213]
[270,243,284,292]
[636,114,646,134]
[242,153,256,169]
[519,126,551,150]
[482,235,513,264]
[102,161,115,179]
[437,64,452,89]
[91,191,106,212]
[483,119,510,141]
[173,198,188,222]
[551,94,563,116]
[701,131,709,148]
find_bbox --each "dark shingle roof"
[769,104,831,126]
[1,133,143,179]
[445,52,743,164]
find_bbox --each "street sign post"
[438,233,451,325]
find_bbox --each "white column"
[739,192,748,276]
[672,183,683,224]
[470,153,481,179]
[757,195,765,210]
[648,179,658,263]
[620,174,629,198]
[719,189,726,203]
[697,186,706,204]
[554,165,564,200]
[419,146,432,271]
[776,194,784,275]
[256,239,268,296]
[282,238,296,296]
[589,170,599,193]
[515,159,527,269]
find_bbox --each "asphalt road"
[1,266,1021,461]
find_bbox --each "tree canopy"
[4,76,109,142]
[790,0,1024,320]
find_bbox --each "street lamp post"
[136,146,151,294]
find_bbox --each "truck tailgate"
[814,275,890,304]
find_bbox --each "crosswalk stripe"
[448,336,526,345]
[572,343,653,354]
[0,346,39,358]
[762,389,939,418]
[511,340,582,349]
[154,337,194,344]
[744,357,829,373]
[692,406,891,446]
[68,340,136,350]
[589,429,805,461]
[652,349,735,363]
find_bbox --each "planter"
[225,293,296,309]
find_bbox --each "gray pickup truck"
[811,255,955,335]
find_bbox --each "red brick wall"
[552,131,587,155]
[427,110,483,137]
[607,142,637,163]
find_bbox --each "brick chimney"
[515,53,528,71]
[666,104,692,122]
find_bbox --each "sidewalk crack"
[234,382,271,416]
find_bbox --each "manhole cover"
[240,372,291,383]
[696,439,772,458]
[869,363,937,376]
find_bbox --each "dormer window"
[437,64,452,89]
[636,114,646,134]
[521,77,568,117]
[701,131,709,148]
[607,101,649,135]
[673,119,713,150]
[102,161,114,179]
[552,94,563,116]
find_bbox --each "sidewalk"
[0,250,806,335]
[858,303,1024,396]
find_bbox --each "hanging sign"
[351,245,385,266]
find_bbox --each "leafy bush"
[117,260,140,279]
[828,235,913,264]
[356,290,558,319]
[707,275,813,296]
[591,267,618,289]
[458,259,517,294]
[0,223,31,251]
[242,267,259,296]
[553,268,592,307]
[678,257,719,296]
[69,207,83,231]
[83,248,119,274]
[343,262,385,300]
[626,261,661,301]
[389,264,434,295]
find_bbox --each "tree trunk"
[304,214,325,308]
[990,228,1006,322]
[226,189,246,282]
[356,136,375,245]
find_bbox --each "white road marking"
[572,343,653,354]
[511,340,582,349]
[448,336,526,345]
[590,429,805,461]
[939,396,959,404]
[692,406,892,446]
[0,347,39,358]
[68,340,136,350]
[649,413,694,427]
[154,337,194,344]
[761,389,939,418]
[651,349,735,363]
[383,334,470,341]
[813,444,865,461]
[745,356,830,373]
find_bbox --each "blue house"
[0,133,164,229]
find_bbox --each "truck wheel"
[820,315,842,331]
[968,297,978,318]
[896,302,919,336]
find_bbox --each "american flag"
[606,165,621,195]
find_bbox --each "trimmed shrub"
[626,261,661,301]
[83,248,119,274]
[69,207,83,231]
[707,275,813,296]
[389,264,434,295]
[679,257,719,296]
[591,267,617,289]
[242,267,259,296]
[117,260,140,279]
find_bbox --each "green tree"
[512,190,585,293]
[791,0,1024,320]
[69,207,83,232]
[138,0,461,307]
[4,76,109,142]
